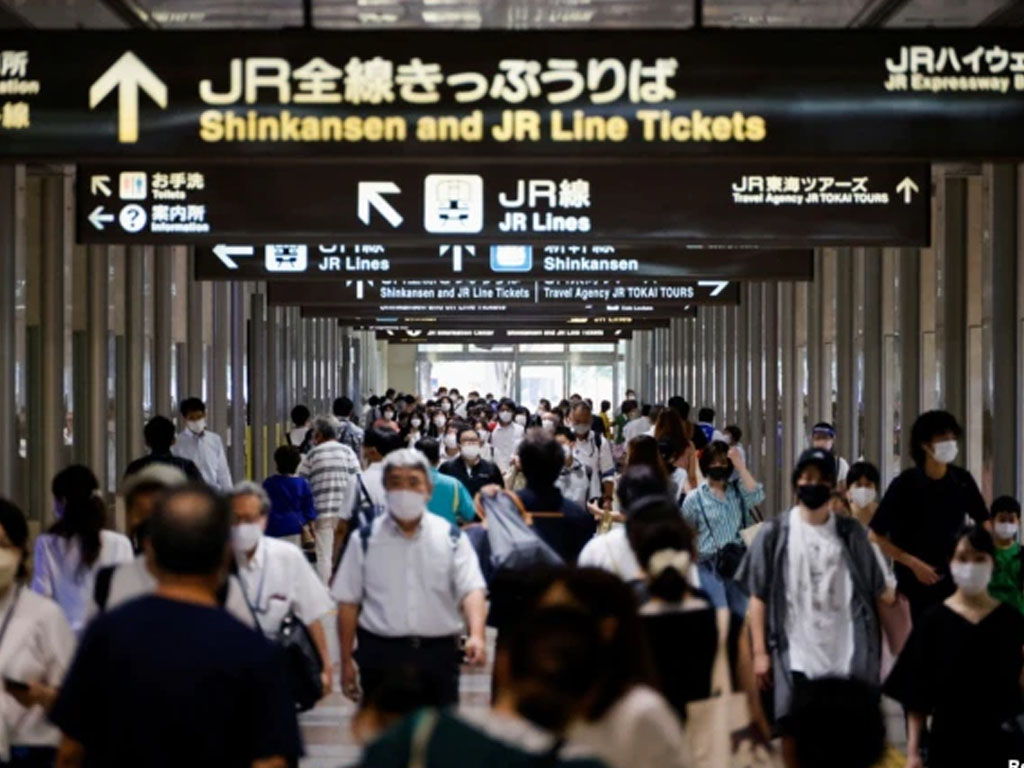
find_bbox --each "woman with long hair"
[32,465,132,635]
[653,408,699,501]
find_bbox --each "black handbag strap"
[694,491,723,554]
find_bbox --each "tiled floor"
[301,615,907,768]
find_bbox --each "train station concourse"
[0,1,1023,767]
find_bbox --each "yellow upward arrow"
[89,51,168,144]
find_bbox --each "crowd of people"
[0,385,1018,768]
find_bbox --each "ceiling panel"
[3,0,127,27]
[886,0,1008,27]
[704,0,867,26]
[142,0,303,27]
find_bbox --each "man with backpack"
[569,402,615,509]
[332,449,487,707]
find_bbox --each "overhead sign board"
[194,243,814,281]
[268,278,739,311]
[307,309,680,325]
[77,160,930,246]
[375,328,634,344]
[2,31,1023,158]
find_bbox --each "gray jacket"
[735,511,886,721]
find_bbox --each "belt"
[358,628,459,650]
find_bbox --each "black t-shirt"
[641,606,718,722]
[50,595,302,768]
[869,465,988,604]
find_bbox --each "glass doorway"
[519,365,564,407]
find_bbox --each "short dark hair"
[992,495,1022,518]
[518,435,564,489]
[910,410,962,466]
[414,437,440,465]
[365,427,404,458]
[956,524,996,558]
[846,461,880,488]
[290,404,310,426]
[571,401,592,416]
[620,399,638,415]
[600,400,611,412]
[616,465,670,511]
[274,445,302,475]
[179,397,205,416]
[144,416,176,452]
[0,498,30,580]
[788,677,886,768]
[698,407,715,422]
[668,396,690,421]
[698,440,731,476]
[150,486,230,576]
[724,425,742,443]
[791,448,838,488]
[553,426,575,443]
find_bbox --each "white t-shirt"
[0,588,74,755]
[577,527,643,581]
[784,506,854,679]
[566,685,689,768]
[623,417,652,443]
[490,423,524,474]
[31,530,134,636]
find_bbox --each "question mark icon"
[119,204,147,233]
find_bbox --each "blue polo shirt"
[428,467,477,525]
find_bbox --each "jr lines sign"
[78,160,929,246]
[1,31,1024,158]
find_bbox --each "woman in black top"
[870,410,989,622]
[884,526,1024,768]
[634,513,719,721]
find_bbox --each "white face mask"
[444,433,458,449]
[186,418,206,435]
[0,548,19,590]
[434,415,447,428]
[849,487,877,508]
[461,444,481,461]
[930,440,958,465]
[950,560,993,596]
[231,522,263,554]
[388,490,425,522]
[410,418,422,429]
[498,411,513,424]
[477,429,490,443]
[573,422,590,436]
[514,414,527,426]
[383,410,394,420]
[440,402,451,413]
[541,420,555,433]
[995,522,1019,541]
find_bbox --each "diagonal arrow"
[89,51,168,144]
[697,280,730,297]
[90,175,111,197]
[357,182,403,228]
[212,244,254,270]
[88,206,115,231]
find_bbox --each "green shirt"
[990,542,1024,616]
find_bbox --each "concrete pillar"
[153,247,173,416]
[0,165,24,501]
[835,248,857,465]
[186,250,204,400]
[123,246,146,474]
[940,177,968,424]
[764,284,780,515]
[211,283,230,440]
[899,249,922,469]
[781,282,797,499]
[863,248,884,468]
[748,284,763,482]
[85,246,109,491]
[250,292,266,481]
[737,286,750,444]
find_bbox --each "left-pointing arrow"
[89,51,168,144]
[212,244,254,270]
[90,175,112,197]
[88,206,115,231]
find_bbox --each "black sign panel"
[309,310,681,325]
[269,279,738,313]
[375,328,634,344]
[77,160,929,246]
[3,31,1024,159]
[194,243,814,281]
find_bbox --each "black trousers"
[1,747,56,768]
[356,629,462,707]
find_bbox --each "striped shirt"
[298,440,360,520]
[682,480,765,561]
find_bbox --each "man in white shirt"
[298,417,361,583]
[622,404,653,444]
[357,427,405,509]
[570,402,615,508]
[333,448,487,707]
[490,399,524,474]
[228,482,333,698]
[553,427,590,510]
[171,397,233,491]
[89,464,255,628]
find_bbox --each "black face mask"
[707,464,733,482]
[797,484,832,510]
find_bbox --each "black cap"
[792,448,837,487]
[811,422,836,438]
